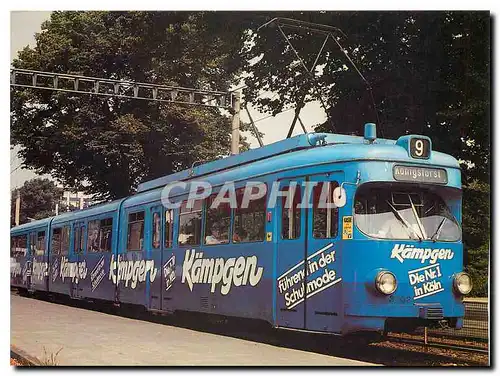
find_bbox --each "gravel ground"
[372,340,489,366]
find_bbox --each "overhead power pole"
[231,91,241,155]
[15,190,20,226]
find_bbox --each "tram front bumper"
[342,303,464,335]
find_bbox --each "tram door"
[304,173,344,333]
[275,177,308,329]
[29,231,48,292]
[149,206,163,311]
[71,221,86,298]
[161,209,175,313]
[25,234,34,291]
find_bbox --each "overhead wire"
[256,17,385,138]
[251,106,297,124]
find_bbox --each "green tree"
[11,178,62,226]
[466,243,489,297]
[462,180,490,296]
[11,11,254,200]
[242,11,490,185]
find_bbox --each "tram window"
[29,233,36,254]
[16,236,27,256]
[73,225,86,254]
[152,212,161,249]
[11,235,27,257]
[10,236,14,257]
[100,219,113,252]
[10,236,16,257]
[80,225,85,252]
[354,184,461,241]
[88,218,113,252]
[51,228,62,255]
[281,185,301,240]
[178,199,202,246]
[313,182,339,239]
[87,220,101,252]
[10,237,14,257]
[392,192,422,206]
[165,209,174,248]
[74,227,81,254]
[127,211,145,251]
[88,220,99,252]
[36,231,46,255]
[60,226,71,255]
[204,194,230,245]
[233,186,266,243]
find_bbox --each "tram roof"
[137,132,459,193]
[51,199,122,226]
[11,199,123,234]
[11,132,460,233]
[11,216,53,234]
[137,132,395,193]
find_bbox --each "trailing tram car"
[10,123,472,338]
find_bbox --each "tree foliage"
[11,178,62,226]
[462,181,490,296]
[11,11,255,200]
[242,11,490,184]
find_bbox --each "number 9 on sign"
[410,138,430,159]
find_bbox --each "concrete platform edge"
[11,344,42,366]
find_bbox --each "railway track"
[369,338,489,366]
[387,334,489,354]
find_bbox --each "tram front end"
[339,133,470,336]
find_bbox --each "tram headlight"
[453,272,472,295]
[375,271,397,295]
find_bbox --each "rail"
[388,300,489,353]
[387,334,489,354]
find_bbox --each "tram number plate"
[389,295,412,304]
[393,165,448,184]
[410,137,430,159]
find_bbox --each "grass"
[39,346,63,366]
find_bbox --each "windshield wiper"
[430,218,447,242]
[386,200,422,241]
[408,195,428,240]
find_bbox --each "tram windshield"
[354,184,461,241]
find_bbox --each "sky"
[10,11,53,189]
[9,10,328,190]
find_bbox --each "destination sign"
[393,165,448,184]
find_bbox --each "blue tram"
[10,123,471,337]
